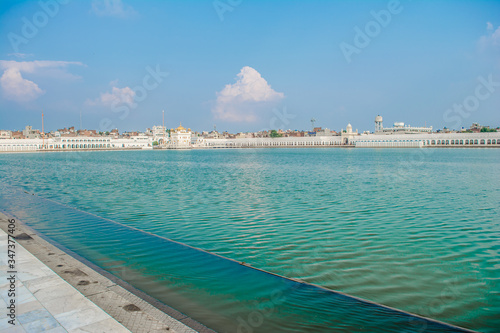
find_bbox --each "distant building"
[202,130,221,139]
[0,130,12,139]
[77,129,97,136]
[469,123,487,133]
[110,129,119,138]
[152,125,168,144]
[374,115,432,134]
[341,123,358,144]
[285,131,304,137]
[468,123,498,133]
[22,125,40,139]
[169,124,192,148]
[123,131,139,137]
[315,128,336,136]
[11,131,23,139]
[235,132,253,139]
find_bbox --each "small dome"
[175,123,186,131]
[346,123,352,129]
[375,115,383,122]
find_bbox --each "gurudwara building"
[169,124,192,149]
[152,125,168,145]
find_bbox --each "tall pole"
[162,110,165,146]
[42,112,44,149]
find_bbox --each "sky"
[0,0,499,133]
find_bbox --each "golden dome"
[175,123,186,131]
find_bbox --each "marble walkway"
[0,228,130,332]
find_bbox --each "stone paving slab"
[0,228,129,333]
[0,213,210,333]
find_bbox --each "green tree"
[152,141,159,146]
[480,127,496,132]
[270,130,282,137]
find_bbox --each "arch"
[480,139,485,145]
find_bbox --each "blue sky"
[0,0,499,133]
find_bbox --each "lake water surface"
[0,149,498,332]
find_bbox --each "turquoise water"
[0,149,499,332]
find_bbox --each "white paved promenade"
[0,228,130,333]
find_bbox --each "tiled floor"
[0,228,130,332]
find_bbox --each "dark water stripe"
[0,185,476,333]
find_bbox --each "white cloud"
[0,68,44,102]
[87,83,135,108]
[212,66,284,122]
[91,0,138,18]
[0,60,84,103]
[7,53,34,59]
[479,22,500,48]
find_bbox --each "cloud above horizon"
[8,53,34,59]
[479,22,500,49]
[212,66,284,122]
[87,82,136,108]
[0,60,84,103]
[91,0,138,18]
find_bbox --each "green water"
[0,148,498,332]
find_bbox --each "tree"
[270,130,282,138]
[152,141,159,146]
[480,127,496,132]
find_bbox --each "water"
[0,148,498,332]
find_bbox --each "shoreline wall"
[1,132,499,152]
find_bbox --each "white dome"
[375,115,383,122]
[346,123,352,129]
